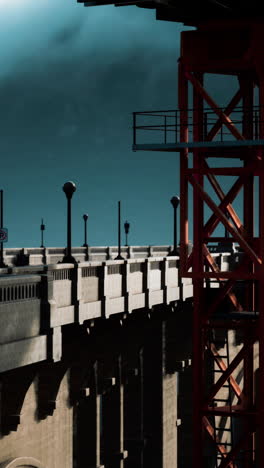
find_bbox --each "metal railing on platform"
[132,105,263,146]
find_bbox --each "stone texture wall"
[0,372,72,468]
[162,373,178,468]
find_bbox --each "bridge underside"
[0,302,193,468]
[79,0,264,27]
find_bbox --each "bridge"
[0,247,236,468]
[1,0,263,464]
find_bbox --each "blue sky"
[0,0,246,248]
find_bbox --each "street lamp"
[115,200,124,260]
[62,181,76,264]
[124,221,130,247]
[170,196,180,256]
[0,190,7,268]
[83,214,89,247]
[40,218,45,248]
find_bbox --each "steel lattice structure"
[177,23,261,467]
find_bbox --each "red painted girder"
[208,341,244,402]
[184,70,245,141]
[203,175,246,240]
[205,320,258,329]
[203,237,235,241]
[183,271,259,279]
[178,62,189,274]
[205,255,251,318]
[188,174,262,266]
[187,167,263,175]
[206,279,243,318]
[205,89,243,142]
[202,416,230,455]
[217,430,254,468]
[204,406,257,417]
[203,160,245,236]
[206,337,256,404]
[203,246,243,313]
[202,416,236,468]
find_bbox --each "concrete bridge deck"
[0,254,194,373]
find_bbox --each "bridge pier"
[143,318,178,468]
[124,348,144,468]
[101,356,127,468]
[74,361,103,468]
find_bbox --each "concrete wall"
[0,369,72,468]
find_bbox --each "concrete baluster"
[74,263,82,323]
[100,263,108,318]
[128,246,132,259]
[144,259,151,309]
[162,258,169,305]
[123,260,131,314]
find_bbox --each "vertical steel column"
[241,74,255,468]
[192,72,205,468]
[258,76,264,468]
[178,61,189,275]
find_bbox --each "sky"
[0,0,244,248]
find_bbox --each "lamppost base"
[60,255,77,264]
[115,255,124,260]
[83,243,88,248]
[169,250,178,256]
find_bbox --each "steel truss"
[178,22,264,468]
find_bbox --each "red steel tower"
[78,1,264,466]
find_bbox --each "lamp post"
[170,196,180,256]
[62,181,76,264]
[83,214,89,247]
[115,200,124,260]
[124,220,130,247]
[40,218,45,248]
[0,190,7,268]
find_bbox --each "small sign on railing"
[0,228,8,243]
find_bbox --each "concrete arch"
[0,457,45,468]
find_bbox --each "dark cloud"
[52,20,85,46]
[0,1,188,247]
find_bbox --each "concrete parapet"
[2,245,175,267]
[0,249,238,374]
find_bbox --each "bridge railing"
[0,275,41,303]
[0,245,179,268]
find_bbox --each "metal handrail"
[133,106,264,146]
